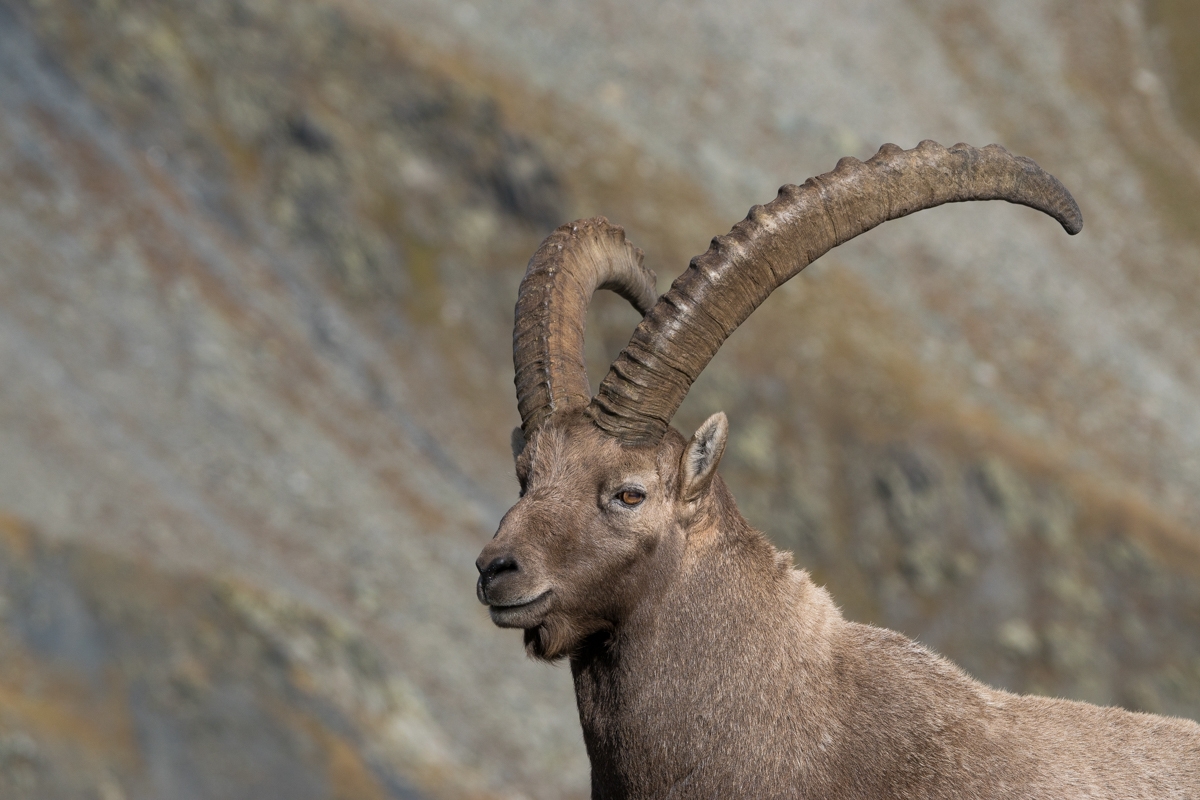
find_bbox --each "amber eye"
[617,489,646,507]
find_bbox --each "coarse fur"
[477,409,1200,799]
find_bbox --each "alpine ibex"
[475,141,1200,799]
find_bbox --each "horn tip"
[1062,205,1084,235]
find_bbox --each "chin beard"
[524,621,571,663]
[524,616,617,663]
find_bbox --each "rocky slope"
[0,0,1198,797]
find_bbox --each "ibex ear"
[511,427,527,462]
[680,412,729,502]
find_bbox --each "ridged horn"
[588,140,1083,444]
[514,217,658,436]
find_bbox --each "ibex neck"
[570,512,841,799]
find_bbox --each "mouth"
[488,590,552,628]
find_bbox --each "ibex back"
[475,141,1200,799]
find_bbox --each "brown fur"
[476,411,1200,799]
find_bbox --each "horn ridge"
[588,141,1082,444]
[513,217,658,436]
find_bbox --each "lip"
[488,590,552,628]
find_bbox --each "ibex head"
[476,141,1082,662]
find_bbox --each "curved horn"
[515,217,658,436]
[588,140,1083,444]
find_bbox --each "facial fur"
[476,411,691,661]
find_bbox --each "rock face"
[0,514,427,800]
[0,0,1198,797]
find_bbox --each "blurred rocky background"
[0,0,1197,797]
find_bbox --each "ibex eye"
[617,489,645,507]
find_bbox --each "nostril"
[482,555,519,581]
[476,554,520,606]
